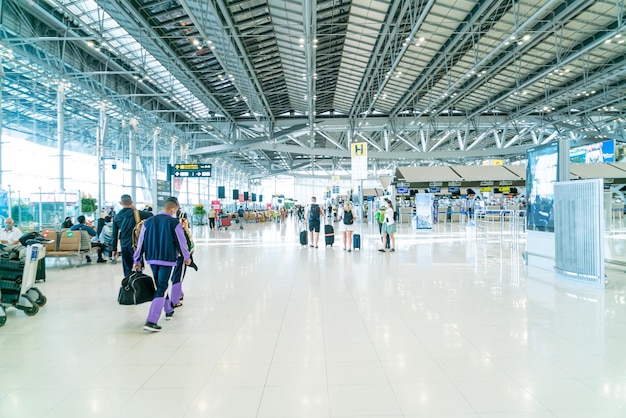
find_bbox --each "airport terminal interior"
[2,0,626,416]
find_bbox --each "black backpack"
[18,231,44,246]
[343,210,353,225]
[309,204,320,220]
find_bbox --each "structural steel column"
[169,137,176,196]
[153,128,159,209]
[129,119,137,201]
[558,136,570,182]
[97,105,108,214]
[0,62,4,188]
[57,84,65,191]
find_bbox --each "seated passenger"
[61,216,73,229]
[0,218,22,244]
[99,216,113,259]
[70,215,105,263]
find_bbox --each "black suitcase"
[324,224,334,247]
[386,234,390,249]
[353,234,361,250]
[299,230,308,247]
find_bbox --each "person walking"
[338,201,357,252]
[133,197,191,332]
[169,205,198,309]
[111,194,153,277]
[379,198,396,252]
[208,207,217,230]
[305,196,325,248]
[238,206,245,229]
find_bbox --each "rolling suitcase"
[299,230,308,247]
[324,224,334,247]
[353,234,361,250]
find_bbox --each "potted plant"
[81,194,97,214]
[193,203,207,225]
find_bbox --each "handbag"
[117,271,156,305]
[117,277,135,305]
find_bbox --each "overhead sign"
[168,163,212,178]
[156,180,171,208]
[351,142,368,180]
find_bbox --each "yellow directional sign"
[351,142,368,180]
[351,142,367,157]
[175,164,199,170]
[169,163,212,177]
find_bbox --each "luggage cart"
[0,243,47,326]
[218,215,231,230]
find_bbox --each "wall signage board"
[156,180,171,207]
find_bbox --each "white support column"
[129,117,137,202]
[457,129,465,151]
[420,129,427,152]
[153,128,160,209]
[58,84,65,191]
[0,61,4,188]
[97,104,108,214]
[169,137,177,197]
[558,135,570,182]
[493,130,501,148]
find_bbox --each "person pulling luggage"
[338,201,357,252]
[305,196,325,248]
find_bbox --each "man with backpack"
[238,206,245,229]
[111,194,153,277]
[305,196,325,248]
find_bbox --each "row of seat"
[41,229,92,266]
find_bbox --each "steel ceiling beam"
[303,0,316,144]
[407,0,597,121]
[350,0,435,126]
[391,0,517,116]
[250,142,530,160]
[96,0,234,124]
[180,0,273,123]
[467,13,626,121]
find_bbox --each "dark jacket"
[133,211,190,267]
[70,223,96,237]
[111,207,153,252]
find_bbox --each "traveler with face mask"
[0,218,22,244]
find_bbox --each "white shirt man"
[0,218,22,244]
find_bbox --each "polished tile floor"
[1,217,626,417]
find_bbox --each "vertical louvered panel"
[554,179,604,286]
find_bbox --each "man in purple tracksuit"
[133,197,191,332]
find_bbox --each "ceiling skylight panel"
[57,0,209,115]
